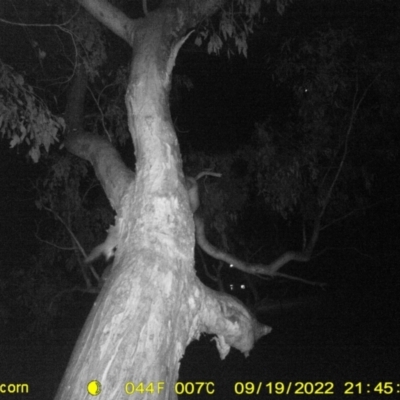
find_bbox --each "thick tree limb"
[64,62,134,210]
[77,0,135,44]
[77,0,227,50]
[66,132,134,210]
[200,285,272,359]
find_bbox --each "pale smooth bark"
[56,1,270,399]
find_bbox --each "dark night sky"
[172,1,386,153]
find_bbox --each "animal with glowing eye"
[85,172,220,264]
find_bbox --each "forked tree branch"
[194,214,325,286]
[301,75,379,258]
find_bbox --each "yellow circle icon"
[87,380,102,396]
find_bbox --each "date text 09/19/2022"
[233,381,400,396]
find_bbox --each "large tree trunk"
[56,1,270,399]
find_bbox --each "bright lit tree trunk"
[56,1,269,399]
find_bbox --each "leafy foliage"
[0,62,65,162]
[195,0,292,57]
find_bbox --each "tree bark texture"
[56,1,270,399]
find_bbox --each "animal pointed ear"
[185,176,200,213]
[104,244,117,262]
[185,172,221,214]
